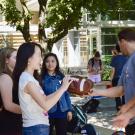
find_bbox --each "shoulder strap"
[91,58,94,67]
[99,59,102,69]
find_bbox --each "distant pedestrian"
[110,43,128,110]
[87,51,103,83]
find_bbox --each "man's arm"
[113,106,135,128]
[118,96,135,114]
[90,86,124,98]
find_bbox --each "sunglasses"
[112,131,126,135]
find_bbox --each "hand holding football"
[68,76,93,96]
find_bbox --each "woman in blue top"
[110,43,128,110]
[41,53,72,135]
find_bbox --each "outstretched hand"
[62,76,79,91]
[88,89,99,97]
[112,113,130,128]
[117,104,129,115]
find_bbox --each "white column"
[52,39,64,67]
[67,31,80,67]
[97,27,102,53]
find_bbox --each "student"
[12,42,75,135]
[0,47,22,135]
[89,28,135,135]
[87,51,103,83]
[41,53,72,135]
[110,43,128,110]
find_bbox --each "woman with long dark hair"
[41,53,72,135]
[87,51,103,83]
[12,42,75,135]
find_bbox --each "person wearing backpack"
[87,51,103,83]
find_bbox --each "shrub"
[102,65,112,81]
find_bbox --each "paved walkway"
[87,98,117,135]
[70,96,118,135]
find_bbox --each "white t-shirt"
[19,71,49,127]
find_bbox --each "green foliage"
[45,0,82,37]
[102,55,112,65]
[102,65,112,81]
[0,0,32,41]
[1,0,135,51]
[101,55,112,81]
[0,0,22,26]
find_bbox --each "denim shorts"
[23,124,49,135]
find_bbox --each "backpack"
[67,104,87,134]
[82,99,100,113]
[67,104,98,135]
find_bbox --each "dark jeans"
[23,124,49,135]
[49,118,68,135]
[126,122,135,135]
[112,78,125,110]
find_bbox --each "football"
[68,76,94,96]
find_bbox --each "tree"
[0,0,135,51]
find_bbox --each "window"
[101,10,135,21]
[102,35,117,45]
[102,46,114,55]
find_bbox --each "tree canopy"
[0,0,135,51]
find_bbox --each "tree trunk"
[22,18,31,42]
[47,29,68,52]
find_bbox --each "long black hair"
[12,42,42,104]
[41,53,64,80]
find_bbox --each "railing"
[62,67,87,77]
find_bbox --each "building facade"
[1,1,135,68]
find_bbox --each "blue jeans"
[23,124,49,135]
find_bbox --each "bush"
[102,64,112,81]
[102,55,112,65]
[101,55,112,81]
